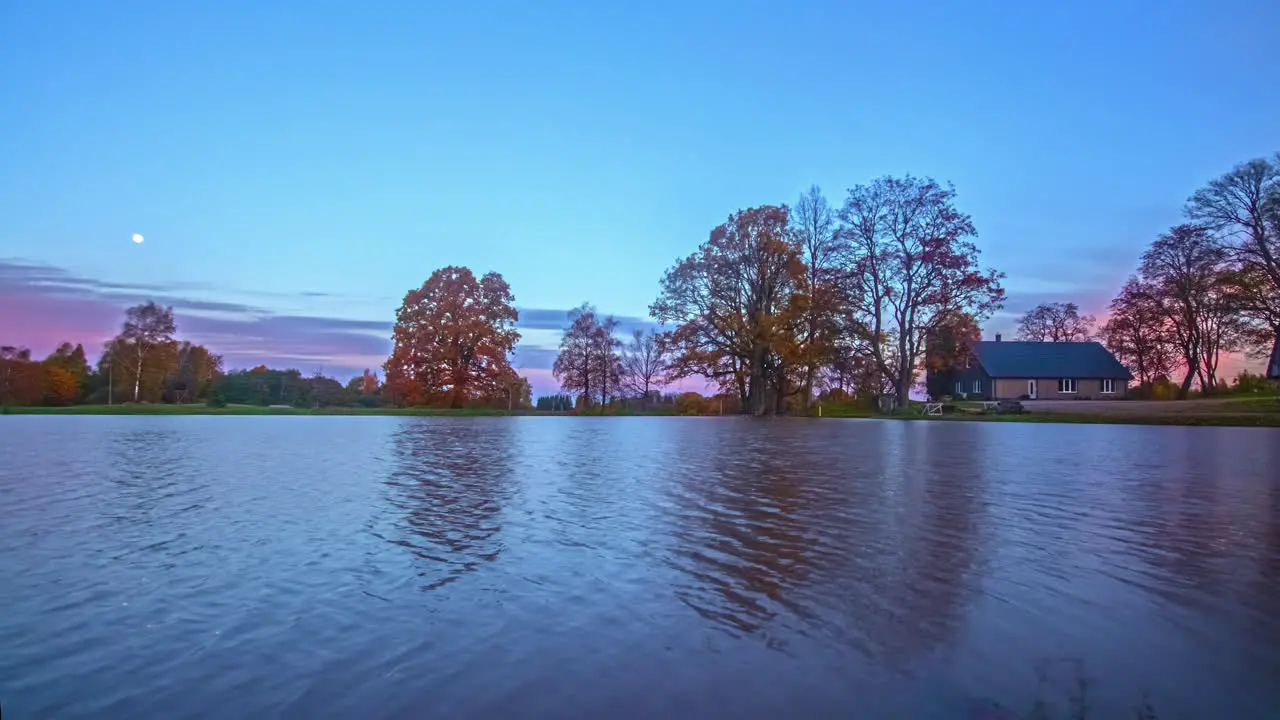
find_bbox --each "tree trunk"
[896,362,913,409]
[801,366,815,413]
[1177,365,1195,400]
[748,347,766,416]
[134,345,143,402]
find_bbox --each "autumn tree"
[1186,154,1280,341]
[791,185,844,410]
[620,328,666,401]
[593,315,623,405]
[360,369,379,395]
[1015,302,1096,342]
[384,266,520,407]
[1101,277,1177,388]
[923,309,981,399]
[110,302,177,402]
[40,365,80,406]
[836,175,1005,406]
[651,206,804,415]
[508,374,533,410]
[43,342,90,402]
[552,304,623,407]
[554,304,600,405]
[0,346,40,405]
[165,342,222,403]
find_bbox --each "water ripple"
[0,416,1277,718]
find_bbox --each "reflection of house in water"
[379,422,515,591]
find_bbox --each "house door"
[1028,380,1037,399]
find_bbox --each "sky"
[2,0,1277,397]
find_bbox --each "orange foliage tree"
[40,364,80,406]
[384,266,520,407]
[359,369,379,395]
[1,346,41,405]
[651,205,807,415]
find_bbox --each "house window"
[955,381,962,394]
[1101,378,1115,394]
[972,379,981,393]
[1058,378,1077,394]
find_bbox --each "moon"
[131,233,144,244]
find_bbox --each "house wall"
[942,367,994,400]
[991,377,1128,400]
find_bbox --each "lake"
[1,417,1277,719]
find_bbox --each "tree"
[593,315,623,405]
[791,185,844,410]
[552,304,623,407]
[923,309,981,399]
[44,342,90,402]
[384,266,521,407]
[40,364,80,406]
[507,374,532,410]
[1186,154,1280,339]
[651,205,805,415]
[1015,302,1096,342]
[1101,277,1177,388]
[115,302,177,402]
[359,369,379,395]
[1138,225,1243,397]
[620,328,666,400]
[554,304,601,405]
[1,346,40,405]
[836,175,1005,406]
[166,342,222,403]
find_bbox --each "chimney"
[995,333,1002,342]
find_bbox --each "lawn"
[1,404,524,416]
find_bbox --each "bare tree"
[1138,225,1247,397]
[118,302,176,402]
[1186,154,1280,339]
[1101,277,1178,387]
[620,328,666,401]
[836,175,1005,406]
[791,185,843,410]
[1015,302,1097,342]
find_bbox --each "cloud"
[0,260,656,388]
[0,259,391,378]
[516,306,657,336]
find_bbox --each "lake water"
[1,417,1277,719]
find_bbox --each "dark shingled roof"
[973,341,1133,380]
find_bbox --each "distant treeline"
[4,155,1277,413]
[0,303,404,410]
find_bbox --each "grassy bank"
[0,404,529,416]
[815,396,1280,427]
[5,398,1279,426]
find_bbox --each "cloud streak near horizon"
[0,259,657,395]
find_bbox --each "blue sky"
[2,0,1277,395]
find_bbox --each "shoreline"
[4,402,1279,427]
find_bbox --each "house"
[930,335,1134,400]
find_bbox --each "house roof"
[973,341,1133,380]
